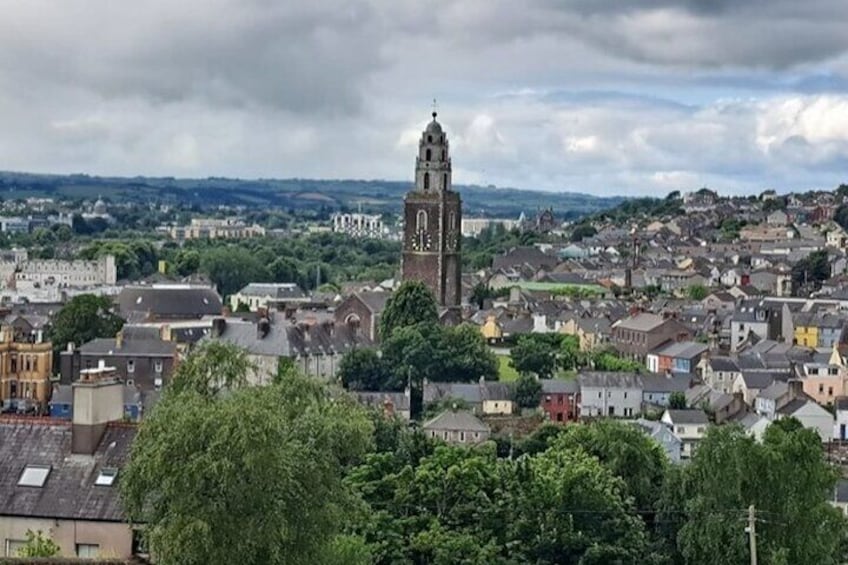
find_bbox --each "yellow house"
[576,318,611,353]
[558,318,579,337]
[794,314,819,348]
[480,315,503,341]
[0,324,54,407]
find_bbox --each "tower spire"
[432,98,438,119]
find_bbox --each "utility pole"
[746,504,758,565]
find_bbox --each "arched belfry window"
[443,173,448,190]
[423,172,430,190]
[449,211,456,230]
[427,135,433,143]
[441,149,445,160]
[417,210,428,231]
[425,148,432,161]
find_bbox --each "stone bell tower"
[400,111,462,307]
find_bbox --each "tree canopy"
[379,281,439,339]
[47,294,124,353]
[121,343,374,565]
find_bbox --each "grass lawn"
[497,355,519,382]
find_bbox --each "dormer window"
[18,464,51,487]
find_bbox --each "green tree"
[174,249,201,277]
[339,348,390,391]
[792,249,831,294]
[16,530,60,558]
[676,421,847,565]
[469,282,491,309]
[379,281,438,339]
[559,334,584,371]
[554,420,669,513]
[200,246,269,297]
[570,223,598,242]
[513,374,542,408]
[121,344,373,565]
[687,284,708,300]
[510,334,560,378]
[440,324,498,382]
[47,294,124,353]
[668,391,687,409]
[592,350,644,372]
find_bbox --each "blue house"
[48,385,73,420]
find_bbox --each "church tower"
[401,111,462,307]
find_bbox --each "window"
[608,406,614,416]
[76,544,100,558]
[427,135,432,143]
[18,464,51,487]
[154,360,163,374]
[425,148,431,161]
[95,467,118,487]
[5,539,26,557]
[829,387,834,396]
[677,426,686,434]
[416,210,428,231]
[624,392,628,399]
[545,395,551,403]
[460,431,465,442]
[556,413,563,422]
[697,427,706,434]
[127,359,135,374]
[423,172,430,190]
[819,384,825,394]
[443,173,448,189]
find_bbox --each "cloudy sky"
[3,1,848,196]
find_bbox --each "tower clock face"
[447,232,458,251]
[410,230,432,251]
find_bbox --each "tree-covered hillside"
[0,171,624,219]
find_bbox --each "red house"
[540,379,580,423]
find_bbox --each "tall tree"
[676,421,847,565]
[510,334,560,378]
[513,374,542,408]
[48,294,124,352]
[379,281,438,339]
[339,348,390,391]
[121,344,373,565]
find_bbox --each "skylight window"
[18,465,51,487]
[95,468,118,487]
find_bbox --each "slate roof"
[709,357,740,372]
[578,372,643,389]
[757,381,789,402]
[424,381,512,404]
[777,397,813,416]
[614,313,666,332]
[0,420,135,521]
[211,319,371,357]
[540,379,580,394]
[355,291,390,313]
[664,409,710,425]
[235,283,307,300]
[739,371,778,390]
[640,374,692,393]
[654,341,708,359]
[118,285,223,320]
[79,337,177,357]
[422,410,490,433]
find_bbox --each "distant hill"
[0,171,624,219]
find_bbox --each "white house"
[834,397,848,441]
[578,372,643,418]
[777,398,834,442]
[661,409,710,459]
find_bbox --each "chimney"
[115,329,123,350]
[257,318,271,339]
[72,368,123,455]
[787,378,804,400]
[211,317,226,338]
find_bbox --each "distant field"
[497,355,519,381]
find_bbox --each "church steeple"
[401,109,462,308]
[414,112,452,193]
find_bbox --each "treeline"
[120,342,848,565]
[76,234,401,295]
